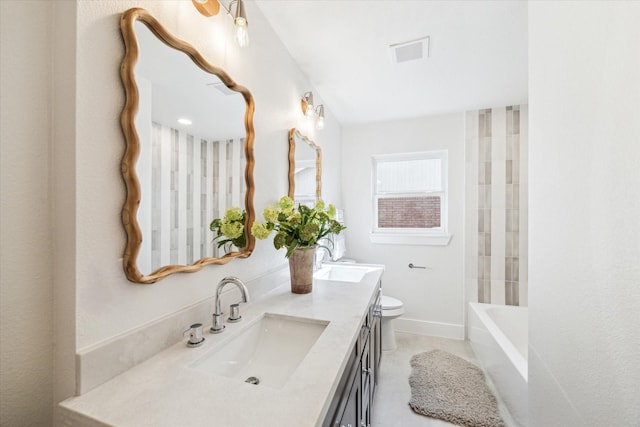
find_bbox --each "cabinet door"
[360,336,371,427]
[371,288,382,394]
[338,375,359,427]
[370,317,379,393]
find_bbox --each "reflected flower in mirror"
[210,207,247,252]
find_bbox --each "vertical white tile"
[492,106,507,138]
[178,131,188,265]
[492,107,507,162]
[491,279,506,305]
[492,184,506,257]
[492,183,506,217]
[159,126,172,267]
[491,248,505,280]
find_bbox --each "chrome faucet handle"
[210,313,225,334]
[228,303,242,323]
[183,323,205,347]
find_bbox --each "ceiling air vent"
[390,36,429,64]
[207,81,236,96]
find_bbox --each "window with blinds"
[372,151,448,234]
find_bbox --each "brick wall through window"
[377,196,441,228]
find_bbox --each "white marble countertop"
[59,265,384,427]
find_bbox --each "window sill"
[369,233,453,246]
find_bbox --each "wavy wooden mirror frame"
[288,128,322,202]
[120,8,255,284]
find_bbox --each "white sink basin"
[314,265,371,283]
[190,313,328,389]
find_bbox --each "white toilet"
[328,218,405,350]
[380,295,405,351]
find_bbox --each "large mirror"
[120,8,255,284]
[288,128,321,205]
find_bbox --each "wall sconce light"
[300,91,325,130]
[315,105,325,130]
[192,0,249,48]
[231,0,249,47]
[301,91,315,118]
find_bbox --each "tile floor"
[371,332,511,427]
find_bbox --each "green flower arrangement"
[210,207,247,250]
[251,196,346,257]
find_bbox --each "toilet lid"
[381,295,403,310]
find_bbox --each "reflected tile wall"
[148,124,245,267]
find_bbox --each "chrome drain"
[245,376,260,385]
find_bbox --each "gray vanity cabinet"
[369,288,382,418]
[325,284,382,427]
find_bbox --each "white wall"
[342,114,465,338]
[1,0,343,423]
[529,2,640,425]
[0,1,54,425]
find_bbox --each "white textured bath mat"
[409,349,505,427]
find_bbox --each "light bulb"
[315,105,325,129]
[235,18,249,47]
[305,105,315,119]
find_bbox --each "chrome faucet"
[210,276,249,334]
[314,238,333,270]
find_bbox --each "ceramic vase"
[288,245,316,294]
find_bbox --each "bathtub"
[468,303,528,427]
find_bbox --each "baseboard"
[394,317,465,340]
